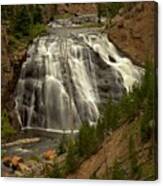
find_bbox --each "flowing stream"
[15,19,143,134]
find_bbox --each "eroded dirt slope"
[67,115,156,180]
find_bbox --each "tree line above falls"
[1,5,57,40]
[1,2,136,40]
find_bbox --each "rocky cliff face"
[57,3,96,15]
[1,25,27,131]
[108,2,157,66]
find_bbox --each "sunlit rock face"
[15,25,142,133]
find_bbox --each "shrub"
[96,118,106,142]
[14,6,32,37]
[65,139,79,173]
[48,162,63,178]
[32,5,43,24]
[78,123,98,157]
[140,62,155,142]
[103,98,120,131]
[97,2,123,21]
[58,133,67,155]
[1,111,16,140]
[29,24,47,39]
[112,160,127,180]
[128,135,142,179]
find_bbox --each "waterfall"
[15,24,143,134]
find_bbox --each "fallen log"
[2,137,40,148]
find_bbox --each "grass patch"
[29,24,47,39]
[55,13,72,20]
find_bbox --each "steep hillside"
[108,2,157,65]
[67,116,156,180]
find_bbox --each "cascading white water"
[15,22,143,134]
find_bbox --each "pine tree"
[78,123,98,157]
[103,98,120,131]
[14,5,32,37]
[33,5,43,24]
[65,139,78,173]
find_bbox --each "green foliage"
[118,92,137,121]
[128,135,142,179]
[64,124,99,174]
[130,158,142,179]
[14,6,32,38]
[78,123,98,157]
[100,62,155,142]
[97,2,123,22]
[48,162,63,178]
[8,35,21,50]
[140,63,155,142]
[55,13,71,20]
[106,2,124,18]
[29,24,47,39]
[13,6,46,39]
[96,118,105,142]
[65,139,79,173]
[103,99,120,131]
[1,111,16,140]
[58,134,67,155]
[32,5,43,24]
[1,5,51,61]
[112,160,127,180]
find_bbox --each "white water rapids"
[15,22,143,134]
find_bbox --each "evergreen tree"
[103,98,120,131]
[112,160,126,180]
[14,5,32,37]
[65,139,79,173]
[33,5,43,24]
[78,122,98,157]
[96,118,105,142]
[140,62,155,142]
